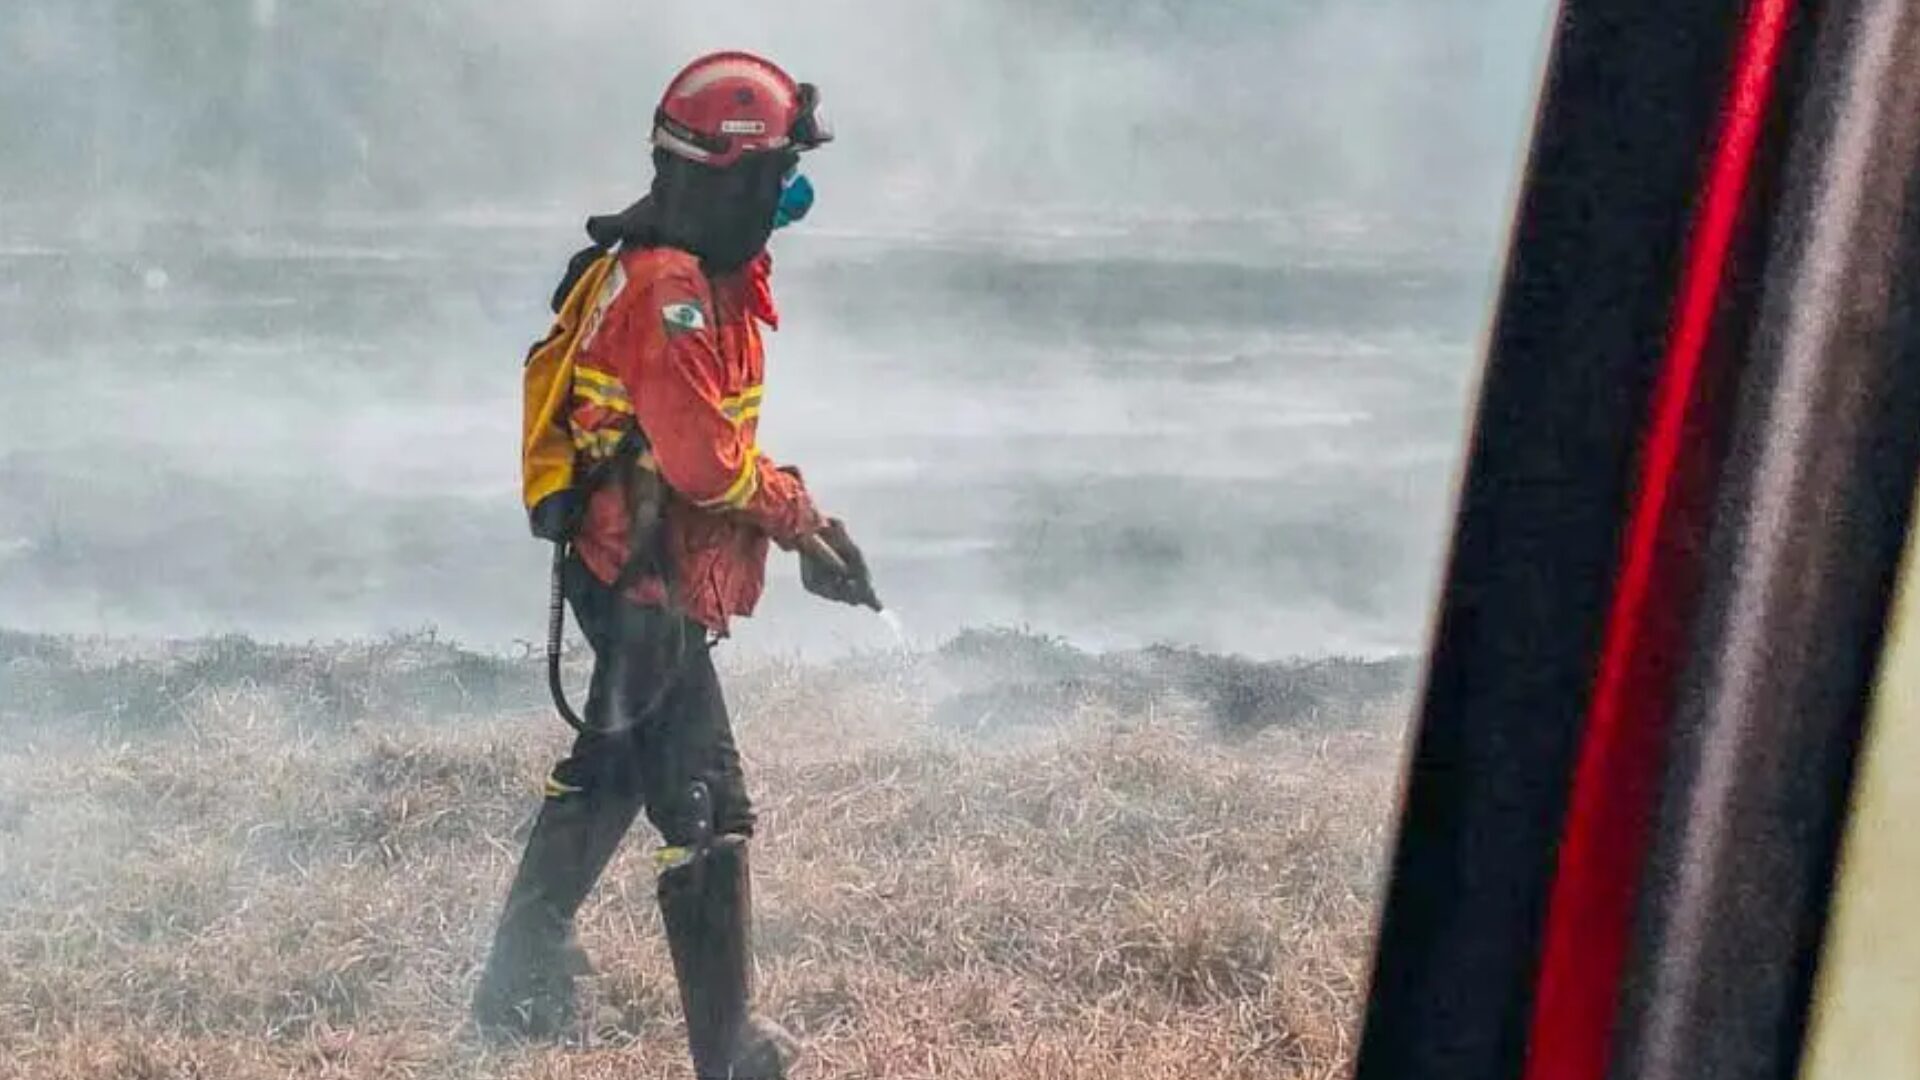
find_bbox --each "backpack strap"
[551,242,612,314]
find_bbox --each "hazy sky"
[0,1,1559,657]
[3,0,1555,232]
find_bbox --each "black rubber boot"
[473,787,639,1041]
[658,834,796,1079]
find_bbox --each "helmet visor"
[792,83,834,151]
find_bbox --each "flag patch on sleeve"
[661,301,707,337]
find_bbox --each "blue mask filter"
[773,169,814,230]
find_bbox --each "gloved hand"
[798,519,882,611]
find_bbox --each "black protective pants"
[547,554,756,847]
[473,556,757,1039]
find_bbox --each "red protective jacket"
[567,247,824,633]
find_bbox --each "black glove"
[799,519,882,611]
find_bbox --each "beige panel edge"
[1800,469,1920,1080]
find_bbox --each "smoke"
[3,0,1551,229]
[0,1,1554,659]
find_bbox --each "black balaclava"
[651,146,795,274]
[583,149,792,273]
[553,148,794,312]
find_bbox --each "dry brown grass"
[0,631,1408,1079]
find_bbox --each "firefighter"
[474,52,878,1079]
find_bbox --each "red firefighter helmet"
[651,51,834,169]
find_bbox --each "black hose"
[546,542,590,734]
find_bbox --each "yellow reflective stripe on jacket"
[719,386,764,424]
[698,447,761,510]
[573,367,634,415]
[575,366,624,393]
[571,425,629,459]
[574,382,633,415]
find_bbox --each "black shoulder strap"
[550,242,611,314]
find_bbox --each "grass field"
[0,628,1411,1079]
